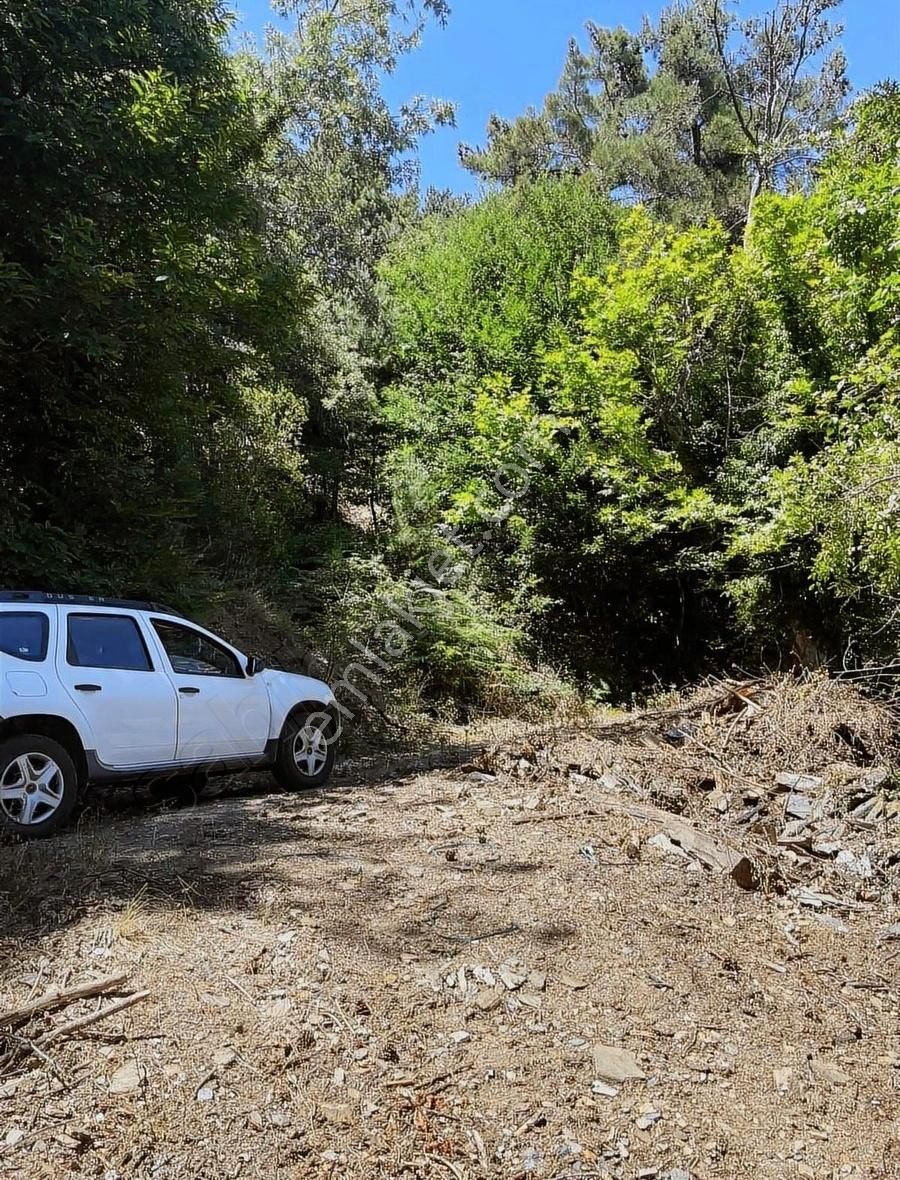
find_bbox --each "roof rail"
[0,591,184,617]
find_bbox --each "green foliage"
[730,86,900,660]
[0,0,450,613]
[287,546,542,721]
[461,2,743,225]
[383,84,900,696]
[236,0,454,519]
[461,0,848,229]
[2,0,896,720]
[382,176,618,413]
[0,0,309,597]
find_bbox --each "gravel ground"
[1,700,899,1180]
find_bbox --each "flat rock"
[591,1043,646,1083]
[648,832,691,860]
[108,1061,142,1095]
[773,1066,793,1092]
[560,971,591,990]
[776,772,824,792]
[814,913,849,934]
[473,988,503,1013]
[497,964,528,991]
[778,819,813,848]
[810,1058,851,1086]
[635,1108,661,1130]
[516,992,543,1009]
[835,850,874,879]
[857,767,890,791]
[785,793,814,820]
[321,1102,354,1127]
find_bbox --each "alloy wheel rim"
[292,723,329,777]
[0,753,65,826]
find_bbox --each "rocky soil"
[1,675,898,1180]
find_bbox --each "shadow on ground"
[0,737,484,955]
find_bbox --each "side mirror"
[246,656,264,677]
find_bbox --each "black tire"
[0,735,79,839]
[272,710,337,791]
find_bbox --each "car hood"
[260,667,336,708]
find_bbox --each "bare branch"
[710,0,759,149]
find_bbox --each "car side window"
[67,614,153,671]
[0,612,49,662]
[152,619,243,679]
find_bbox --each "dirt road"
[0,717,898,1179]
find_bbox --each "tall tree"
[461,0,848,231]
[709,0,849,218]
[460,2,748,225]
[239,0,454,520]
[0,0,305,593]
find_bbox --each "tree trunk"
[690,119,702,167]
[743,166,763,244]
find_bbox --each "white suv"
[0,592,339,838]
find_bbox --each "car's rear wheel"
[0,735,79,839]
[272,711,336,791]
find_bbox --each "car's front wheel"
[272,710,336,791]
[0,735,79,839]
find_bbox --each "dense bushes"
[0,0,311,599]
[733,86,900,667]
[380,87,900,698]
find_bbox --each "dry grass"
[0,676,897,1180]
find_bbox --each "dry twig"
[34,989,150,1050]
[0,973,130,1029]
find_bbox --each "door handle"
[179,686,201,695]
[74,684,102,692]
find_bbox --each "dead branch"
[35,990,150,1049]
[512,808,600,826]
[514,795,768,890]
[0,973,130,1029]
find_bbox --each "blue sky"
[236,0,900,194]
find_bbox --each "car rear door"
[0,607,54,714]
[146,617,271,762]
[56,609,177,768]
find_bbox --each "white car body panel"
[57,606,179,766]
[0,599,336,778]
[0,605,100,748]
[259,668,338,740]
[141,613,272,761]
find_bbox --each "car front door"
[57,610,178,767]
[148,618,271,762]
